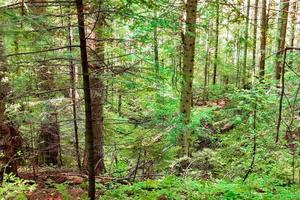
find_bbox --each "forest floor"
[2,97,299,200]
[20,170,87,200]
[20,99,233,199]
[17,168,300,200]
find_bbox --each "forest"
[0,0,299,199]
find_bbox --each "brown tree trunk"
[275,0,290,80]
[0,24,22,179]
[259,0,268,81]
[242,0,251,88]
[154,12,159,76]
[252,0,259,83]
[204,27,210,101]
[82,2,105,175]
[213,0,219,85]
[75,0,96,198]
[235,31,241,87]
[179,0,198,157]
[67,4,81,171]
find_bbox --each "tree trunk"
[235,31,241,87]
[0,25,22,179]
[259,0,268,81]
[252,0,259,83]
[290,1,297,48]
[67,4,81,171]
[154,12,159,76]
[242,0,250,88]
[204,27,210,100]
[275,0,290,80]
[75,0,96,198]
[179,0,198,157]
[82,1,105,175]
[213,0,219,85]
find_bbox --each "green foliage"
[1,0,299,199]
[101,176,300,200]
[0,173,36,200]
[51,182,73,200]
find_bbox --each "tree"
[67,3,81,171]
[203,26,210,100]
[212,0,219,85]
[259,0,268,81]
[242,0,250,88]
[154,11,159,76]
[235,30,241,87]
[83,0,106,175]
[275,0,290,80]
[0,21,22,179]
[252,0,259,83]
[289,1,297,48]
[180,0,198,157]
[76,0,96,198]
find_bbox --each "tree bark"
[290,2,297,48]
[204,27,210,100]
[180,0,198,157]
[275,0,290,80]
[154,12,159,76]
[259,0,268,81]
[213,0,219,85]
[82,1,106,176]
[235,31,241,87]
[67,4,81,171]
[252,0,259,83]
[75,0,96,198]
[242,0,251,88]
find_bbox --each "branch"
[5,45,80,58]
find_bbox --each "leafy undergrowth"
[0,174,36,200]
[101,176,300,200]
[1,173,300,199]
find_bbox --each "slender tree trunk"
[275,0,290,80]
[236,31,241,87]
[67,5,81,171]
[213,0,219,85]
[290,2,297,48]
[118,93,122,116]
[242,0,251,88]
[154,12,159,76]
[288,1,298,68]
[204,27,210,100]
[223,16,230,87]
[275,49,287,143]
[180,0,198,157]
[252,0,259,83]
[259,0,268,81]
[75,0,95,198]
